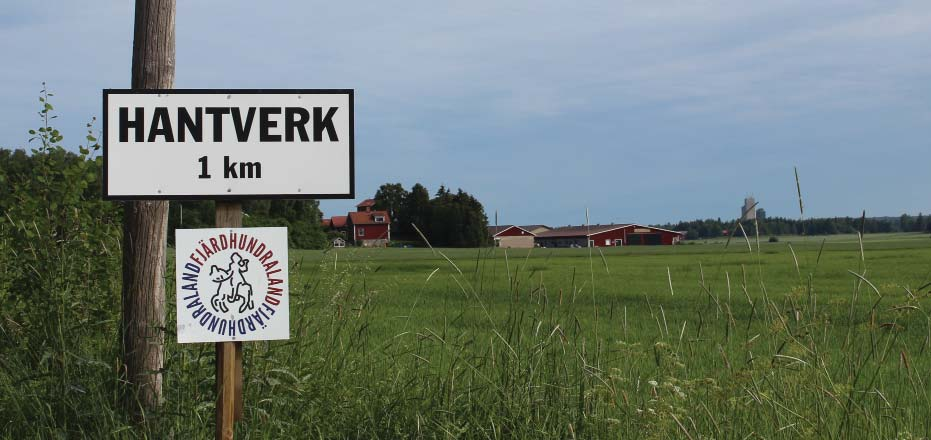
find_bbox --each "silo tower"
[741,196,757,221]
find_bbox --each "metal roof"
[535,224,631,238]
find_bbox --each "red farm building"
[348,199,390,247]
[321,215,348,232]
[321,199,391,247]
[534,224,684,248]
[347,211,390,247]
[356,198,376,211]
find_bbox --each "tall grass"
[2,223,931,438]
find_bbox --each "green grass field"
[264,232,931,438]
[4,232,931,438]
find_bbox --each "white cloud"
[3,1,931,221]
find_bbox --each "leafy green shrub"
[0,86,123,435]
[167,199,328,249]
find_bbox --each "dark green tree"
[402,183,431,238]
[167,199,327,248]
[167,201,214,245]
[429,186,454,245]
[374,183,408,234]
[914,213,925,232]
[456,189,490,247]
[900,214,913,233]
[426,187,488,247]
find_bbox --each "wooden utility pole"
[215,202,245,439]
[121,0,174,418]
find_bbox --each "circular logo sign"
[176,228,289,343]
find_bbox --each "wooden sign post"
[105,90,353,439]
[215,201,244,439]
[175,224,289,439]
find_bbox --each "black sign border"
[102,88,355,201]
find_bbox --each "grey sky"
[2,1,929,225]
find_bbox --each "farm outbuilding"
[322,199,392,247]
[347,211,390,247]
[519,225,551,235]
[535,224,684,248]
[488,225,540,248]
[321,215,348,232]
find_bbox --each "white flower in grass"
[648,380,658,387]
[674,385,686,399]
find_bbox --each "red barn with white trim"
[535,224,684,248]
[347,211,390,247]
[321,199,391,247]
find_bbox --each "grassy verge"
[2,233,931,438]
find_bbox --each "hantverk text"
[118,106,340,180]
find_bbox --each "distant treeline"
[371,183,490,247]
[0,148,330,249]
[660,213,931,240]
[0,145,491,249]
[5,147,923,249]
[167,199,327,249]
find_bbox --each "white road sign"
[104,89,353,199]
[176,227,289,343]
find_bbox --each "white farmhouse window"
[374,216,385,223]
[358,228,365,237]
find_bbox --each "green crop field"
[4,232,931,438]
[265,232,931,438]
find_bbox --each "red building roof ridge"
[348,210,390,225]
[536,224,633,238]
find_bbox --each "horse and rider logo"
[208,252,255,314]
[177,227,289,343]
